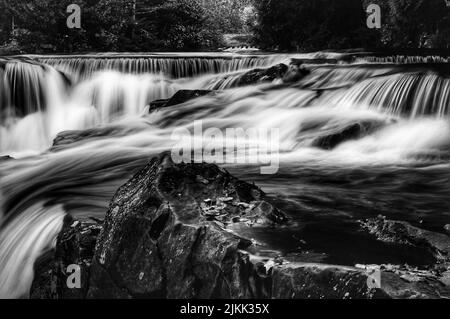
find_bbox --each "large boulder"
[87,152,287,298]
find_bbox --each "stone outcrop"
[30,153,450,299]
[87,152,287,298]
[312,120,387,150]
[30,216,102,299]
[147,64,311,113]
[361,216,450,263]
[237,63,289,86]
[149,90,214,112]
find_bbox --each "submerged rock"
[0,155,13,161]
[312,121,385,150]
[149,90,214,112]
[30,153,450,299]
[51,124,147,151]
[237,63,289,86]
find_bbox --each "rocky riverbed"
[30,153,450,299]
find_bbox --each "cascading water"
[0,60,48,117]
[35,53,298,80]
[0,53,449,298]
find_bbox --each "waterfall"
[36,54,285,80]
[0,60,48,117]
[312,68,450,117]
[1,56,449,156]
[355,55,449,64]
[1,53,450,298]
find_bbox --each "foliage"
[136,0,223,51]
[253,0,379,51]
[0,0,252,53]
[366,0,450,48]
[254,0,450,51]
[2,0,447,53]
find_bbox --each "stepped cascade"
[0,52,449,298]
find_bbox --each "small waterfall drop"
[0,53,450,298]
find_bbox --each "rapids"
[0,52,449,298]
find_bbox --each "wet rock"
[30,153,449,299]
[87,152,287,298]
[0,155,13,161]
[30,216,102,299]
[313,121,384,150]
[361,216,450,262]
[282,64,311,83]
[291,58,341,65]
[271,263,383,299]
[360,263,450,299]
[445,224,450,234]
[149,90,214,112]
[237,63,289,86]
[51,124,146,151]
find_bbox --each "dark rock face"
[215,63,310,89]
[232,62,309,88]
[271,264,382,299]
[445,224,450,235]
[30,153,450,299]
[87,152,287,298]
[149,90,214,112]
[30,216,102,299]
[313,121,384,150]
[51,124,146,151]
[282,64,311,83]
[291,58,344,65]
[361,216,450,263]
[237,63,289,86]
[0,155,13,161]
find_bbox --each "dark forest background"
[0,0,449,54]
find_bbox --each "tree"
[364,0,450,48]
[254,0,379,51]
[1,0,254,53]
[135,0,224,51]
[0,0,12,44]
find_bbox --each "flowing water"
[0,52,449,298]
